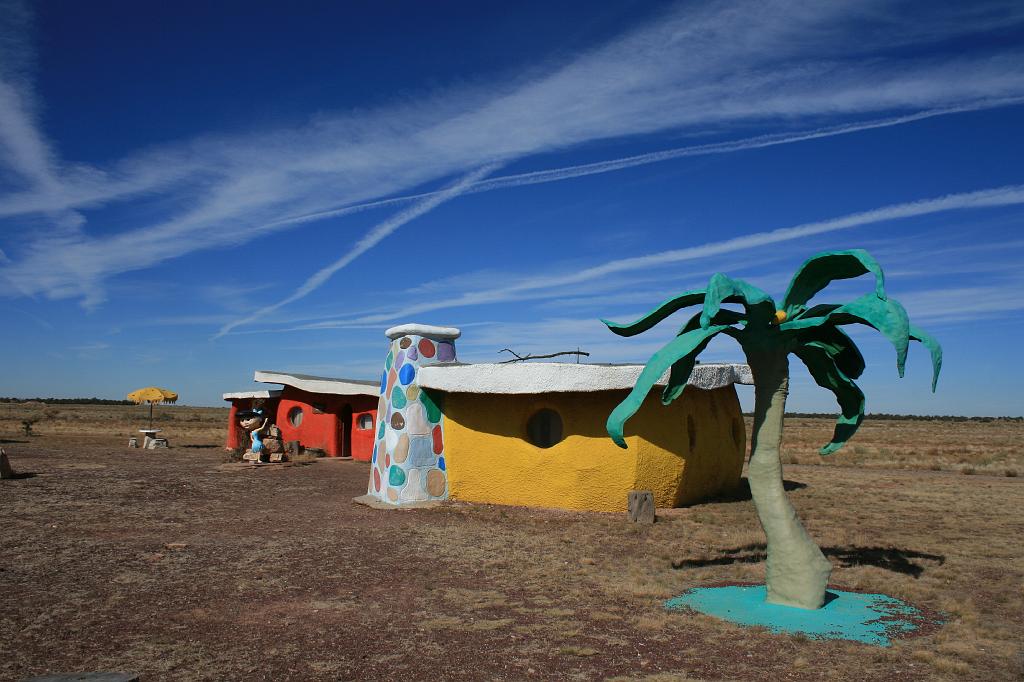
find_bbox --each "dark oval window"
[526,409,563,448]
[357,414,374,430]
[288,406,304,427]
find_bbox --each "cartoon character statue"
[238,408,268,460]
[238,407,286,463]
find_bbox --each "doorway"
[339,404,353,458]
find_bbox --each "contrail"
[213,162,502,339]
[264,98,1023,230]
[286,183,1024,329]
[465,100,1024,193]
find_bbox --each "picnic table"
[138,429,167,448]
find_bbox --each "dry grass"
[1,410,1022,680]
[0,402,226,444]
[5,404,1020,474]
[775,416,1024,475]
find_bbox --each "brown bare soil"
[1,408,1023,681]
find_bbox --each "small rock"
[164,542,188,550]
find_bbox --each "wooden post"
[627,490,655,524]
[0,448,14,479]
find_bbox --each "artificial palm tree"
[603,249,941,610]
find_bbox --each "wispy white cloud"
[2,300,52,329]
[69,342,110,352]
[213,163,501,338]
[888,279,1024,325]
[1,1,1023,307]
[0,76,85,233]
[276,184,1024,330]
[252,98,1024,232]
[0,0,85,231]
[414,279,1024,371]
[196,281,279,312]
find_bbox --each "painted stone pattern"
[366,327,458,504]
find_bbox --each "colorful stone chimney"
[365,323,460,505]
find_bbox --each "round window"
[288,406,304,427]
[357,414,374,430]
[526,408,563,448]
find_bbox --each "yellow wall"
[441,385,745,512]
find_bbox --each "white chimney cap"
[385,324,461,340]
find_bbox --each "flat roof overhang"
[253,370,379,397]
[417,362,753,394]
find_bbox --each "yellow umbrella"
[127,386,178,429]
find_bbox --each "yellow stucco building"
[418,361,753,512]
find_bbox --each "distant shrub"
[960,465,976,475]
[0,397,134,405]
[21,418,38,436]
[742,412,1024,423]
[1006,469,1019,478]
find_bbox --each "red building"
[223,371,379,460]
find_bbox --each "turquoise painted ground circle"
[665,585,939,646]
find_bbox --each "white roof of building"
[418,362,752,395]
[253,370,379,396]
[222,389,282,401]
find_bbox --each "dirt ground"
[2,420,1023,681]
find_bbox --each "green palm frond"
[603,249,940,458]
[662,310,746,404]
[679,308,746,334]
[781,293,911,376]
[910,325,943,391]
[793,342,865,455]
[782,249,887,315]
[796,303,842,320]
[602,289,707,337]
[793,325,865,379]
[701,273,775,329]
[607,325,731,448]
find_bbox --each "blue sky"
[1,0,1023,415]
